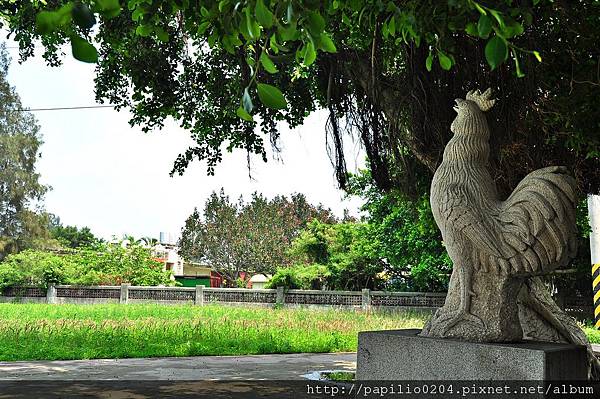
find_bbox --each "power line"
[15,105,116,112]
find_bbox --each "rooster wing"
[439,166,578,276]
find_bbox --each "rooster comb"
[465,88,495,112]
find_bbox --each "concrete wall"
[0,285,444,313]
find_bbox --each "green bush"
[0,243,173,292]
[282,220,384,290]
[0,250,73,290]
[266,263,330,290]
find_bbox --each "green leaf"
[438,52,452,70]
[260,51,278,73]
[36,11,59,34]
[197,21,211,35]
[473,2,487,15]
[425,52,433,72]
[236,106,254,122]
[303,41,316,66]
[245,7,260,39]
[200,6,209,17]
[96,0,121,19]
[388,16,396,36]
[279,21,298,41]
[485,36,508,70]
[155,26,169,43]
[219,1,229,12]
[132,8,145,22]
[242,87,253,113]
[477,14,492,38]
[255,0,274,28]
[306,11,325,36]
[286,3,294,23]
[36,3,73,35]
[319,33,337,53]
[501,21,524,38]
[72,3,96,30]
[532,51,542,62]
[257,83,287,110]
[269,34,279,53]
[136,25,154,37]
[342,13,350,25]
[71,36,98,63]
[512,51,525,78]
[464,22,478,36]
[488,9,505,28]
[382,20,389,39]
[222,36,235,54]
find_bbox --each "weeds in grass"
[0,304,428,361]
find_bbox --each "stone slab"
[357,329,587,380]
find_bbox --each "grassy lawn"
[585,327,600,344]
[0,303,428,361]
[0,303,596,362]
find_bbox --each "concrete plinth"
[357,329,587,380]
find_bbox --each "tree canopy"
[48,215,102,248]
[1,1,599,195]
[178,189,334,283]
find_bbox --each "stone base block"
[357,329,587,380]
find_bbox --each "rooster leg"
[440,264,485,333]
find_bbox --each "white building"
[250,274,271,289]
[152,242,184,278]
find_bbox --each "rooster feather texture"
[421,88,600,379]
[424,89,577,334]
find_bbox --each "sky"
[5,43,366,242]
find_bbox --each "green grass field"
[0,303,428,361]
[0,303,596,362]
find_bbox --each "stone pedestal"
[357,329,587,380]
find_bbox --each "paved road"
[1,349,599,398]
[0,352,356,380]
[0,353,356,398]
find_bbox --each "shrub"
[0,242,173,292]
[287,220,385,290]
[266,264,330,290]
[0,250,73,291]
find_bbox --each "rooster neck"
[433,113,497,201]
[443,111,491,167]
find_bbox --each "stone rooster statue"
[421,88,600,379]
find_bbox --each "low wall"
[0,284,589,318]
[0,285,445,311]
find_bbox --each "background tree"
[286,219,385,290]
[178,189,335,284]
[347,169,452,292]
[48,215,102,249]
[0,43,52,259]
